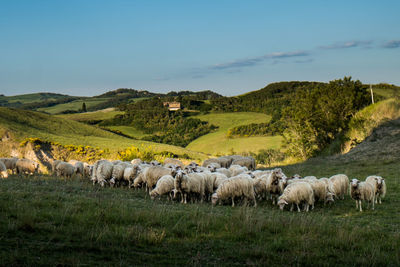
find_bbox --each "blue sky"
[0,0,399,96]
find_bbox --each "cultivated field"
[56,108,124,123]
[0,157,398,265]
[187,112,283,155]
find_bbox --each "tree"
[81,102,87,112]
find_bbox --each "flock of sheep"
[0,155,386,212]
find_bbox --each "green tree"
[81,102,87,112]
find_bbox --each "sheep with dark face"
[265,168,287,205]
[350,178,375,212]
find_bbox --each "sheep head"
[150,190,158,200]
[277,198,288,210]
[211,193,219,206]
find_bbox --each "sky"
[0,0,399,96]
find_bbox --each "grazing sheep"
[0,157,18,174]
[0,161,8,178]
[91,160,108,185]
[253,170,272,179]
[217,156,234,168]
[216,168,231,178]
[150,175,175,200]
[287,178,334,205]
[51,160,62,175]
[56,162,75,179]
[131,158,142,165]
[112,160,123,165]
[206,162,221,172]
[231,156,256,171]
[329,174,349,200]
[69,160,84,177]
[365,176,386,204]
[303,176,317,181]
[83,163,93,178]
[16,159,39,176]
[253,177,268,200]
[202,158,228,169]
[150,160,161,166]
[350,178,375,212]
[163,158,185,169]
[278,182,315,212]
[211,174,257,207]
[110,163,128,187]
[229,165,248,177]
[95,160,114,187]
[143,166,174,192]
[174,171,205,204]
[123,165,141,188]
[133,170,146,189]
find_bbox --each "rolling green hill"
[0,92,72,107]
[186,112,283,155]
[0,107,206,160]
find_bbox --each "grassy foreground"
[0,158,399,265]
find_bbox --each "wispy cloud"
[383,40,400,48]
[209,51,310,70]
[294,58,314,64]
[319,40,372,50]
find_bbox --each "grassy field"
[187,112,283,155]
[104,125,150,139]
[56,108,124,123]
[0,92,69,105]
[37,98,108,114]
[0,107,206,160]
[0,157,398,265]
[38,97,148,114]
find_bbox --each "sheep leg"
[305,203,309,212]
[290,204,294,212]
[378,196,382,204]
[355,200,358,209]
[372,197,375,210]
[359,200,362,212]
[253,197,257,208]
[231,198,235,207]
[297,204,301,212]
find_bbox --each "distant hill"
[0,88,222,114]
[0,107,207,161]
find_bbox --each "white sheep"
[109,162,131,187]
[329,174,349,200]
[265,168,287,205]
[174,171,205,204]
[95,160,114,187]
[231,156,256,170]
[56,162,75,179]
[123,165,141,188]
[365,176,386,204]
[0,157,18,174]
[228,164,248,177]
[133,166,149,189]
[163,158,185,169]
[131,158,142,165]
[143,166,174,192]
[278,182,315,212]
[0,161,8,178]
[16,159,39,176]
[216,168,231,178]
[51,160,62,175]
[211,174,257,207]
[253,170,272,179]
[91,160,108,185]
[287,178,334,205]
[83,163,93,178]
[149,175,175,200]
[350,178,375,212]
[68,160,84,177]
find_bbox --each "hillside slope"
[186,112,283,155]
[0,107,206,159]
